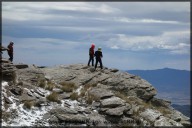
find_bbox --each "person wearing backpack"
[7,41,14,62]
[87,43,95,66]
[94,47,103,70]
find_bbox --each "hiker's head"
[10,41,14,45]
[98,47,102,51]
[91,43,95,48]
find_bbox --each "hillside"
[1,62,190,127]
[127,68,190,105]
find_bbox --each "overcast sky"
[2,2,190,70]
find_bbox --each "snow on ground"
[75,85,83,95]
[2,81,87,126]
[1,81,9,111]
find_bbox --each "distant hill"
[171,104,190,118]
[127,68,190,105]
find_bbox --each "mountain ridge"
[127,68,190,104]
[1,62,191,127]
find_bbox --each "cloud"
[2,2,190,70]
[106,30,190,55]
[111,45,119,49]
[2,2,119,21]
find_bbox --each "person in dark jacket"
[94,47,103,70]
[7,41,14,62]
[88,43,95,66]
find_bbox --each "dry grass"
[60,81,77,92]
[86,92,100,104]
[46,81,56,91]
[70,92,79,100]
[23,101,34,109]
[156,106,171,115]
[46,92,59,103]
[79,83,97,97]
[115,91,132,104]
[38,79,46,88]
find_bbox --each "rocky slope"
[1,62,191,127]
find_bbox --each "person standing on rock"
[94,47,103,70]
[88,43,95,66]
[7,41,14,62]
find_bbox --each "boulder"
[50,106,78,115]
[56,114,88,123]
[154,116,183,126]
[88,88,114,100]
[10,87,23,95]
[2,69,16,82]
[140,109,162,122]
[14,64,28,69]
[110,68,119,73]
[35,98,48,107]
[4,96,13,104]
[105,106,127,116]
[52,88,63,94]
[100,96,125,108]
[60,93,71,99]
[151,98,171,108]
[49,115,59,124]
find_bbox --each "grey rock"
[52,88,63,94]
[100,96,125,108]
[151,97,171,108]
[50,106,78,115]
[140,109,162,122]
[105,106,127,116]
[154,116,173,126]
[126,109,134,116]
[2,69,16,82]
[92,101,100,108]
[65,75,76,81]
[60,93,71,99]
[120,117,136,126]
[88,88,114,100]
[169,109,190,121]
[45,75,52,80]
[56,114,88,123]
[35,88,46,97]
[19,92,36,102]
[90,67,96,72]
[88,113,108,126]
[155,116,183,126]
[180,120,191,127]
[10,87,23,95]
[14,64,28,69]
[27,90,33,97]
[110,68,119,73]
[35,98,48,107]
[33,92,41,99]
[4,96,13,104]
[49,115,59,124]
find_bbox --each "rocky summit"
[1,62,190,127]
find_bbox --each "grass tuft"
[60,81,77,92]
[70,92,79,100]
[23,101,34,109]
[46,92,59,103]
[86,92,100,104]
[79,83,97,97]
[46,81,56,91]
[38,79,46,88]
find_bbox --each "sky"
[2,2,190,70]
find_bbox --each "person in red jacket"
[7,41,14,62]
[88,43,95,66]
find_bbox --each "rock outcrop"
[1,63,191,127]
